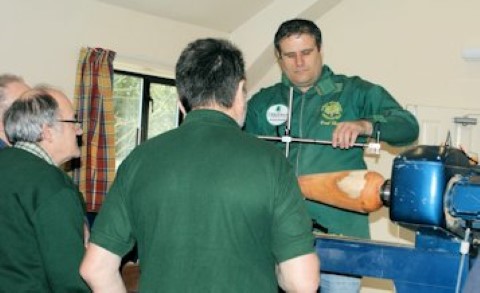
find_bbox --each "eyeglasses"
[57,119,82,129]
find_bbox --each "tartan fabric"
[73,47,116,212]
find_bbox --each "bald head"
[0,74,30,144]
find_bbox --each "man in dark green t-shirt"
[0,86,90,292]
[244,18,419,292]
[81,38,319,292]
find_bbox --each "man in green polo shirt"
[80,38,319,292]
[0,86,90,292]
[244,18,419,292]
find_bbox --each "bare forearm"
[83,270,126,293]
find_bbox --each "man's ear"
[236,80,246,97]
[234,80,247,107]
[177,99,186,117]
[275,49,282,61]
[275,51,284,68]
[41,124,54,143]
[234,80,247,109]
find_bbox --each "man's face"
[50,90,82,165]
[277,33,323,92]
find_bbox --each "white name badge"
[266,104,288,126]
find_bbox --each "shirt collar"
[14,141,56,166]
[182,109,239,128]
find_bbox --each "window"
[113,70,180,168]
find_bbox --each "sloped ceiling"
[96,0,274,33]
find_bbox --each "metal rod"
[258,135,370,148]
[284,87,294,157]
[287,87,293,133]
[455,226,471,293]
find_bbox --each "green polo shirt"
[245,65,419,238]
[91,109,314,292]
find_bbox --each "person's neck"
[37,141,61,166]
[194,105,240,126]
[298,86,311,93]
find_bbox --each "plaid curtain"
[73,47,116,212]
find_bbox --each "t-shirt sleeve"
[89,163,135,257]
[271,157,315,263]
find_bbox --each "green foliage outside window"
[113,72,178,168]
[148,84,178,139]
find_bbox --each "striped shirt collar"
[14,141,55,166]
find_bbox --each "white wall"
[320,0,480,109]
[0,0,227,97]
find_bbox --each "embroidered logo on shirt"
[266,104,288,126]
[321,101,342,124]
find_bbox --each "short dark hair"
[4,87,59,144]
[175,38,245,112]
[274,19,322,55]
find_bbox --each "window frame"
[114,69,177,143]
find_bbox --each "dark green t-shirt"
[245,65,419,238]
[91,109,314,292]
[0,148,90,292]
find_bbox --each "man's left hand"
[332,120,372,149]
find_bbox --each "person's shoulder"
[8,148,59,174]
[238,130,287,159]
[128,127,176,156]
[40,164,77,191]
[114,128,179,176]
[21,154,77,193]
[339,74,393,100]
[330,69,381,90]
[253,82,283,94]
[249,82,284,104]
